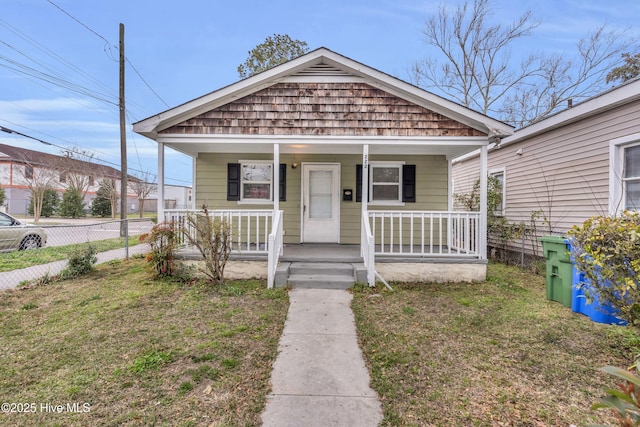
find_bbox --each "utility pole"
[119,23,128,240]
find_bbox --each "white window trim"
[610,133,640,215]
[368,161,405,206]
[489,167,506,216]
[238,160,274,205]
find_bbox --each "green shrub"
[592,365,640,426]
[61,245,97,279]
[568,211,640,326]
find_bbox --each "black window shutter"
[279,163,286,202]
[356,164,362,202]
[402,164,416,203]
[227,163,240,201]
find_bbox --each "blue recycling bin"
[571,269,627,325]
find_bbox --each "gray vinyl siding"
[196,152,448,244]
[452,99,640,256]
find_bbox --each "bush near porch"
[352,262,637,426]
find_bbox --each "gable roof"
[0,143,126,179]
[497,77,640,148]
[452,77,640,164]
[133,47,513,141]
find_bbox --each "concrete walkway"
[0,244,150,290]
[261,288,382,426]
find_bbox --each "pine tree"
[91,181,113,217]
[59,188,85,218]
[28,188,59,217]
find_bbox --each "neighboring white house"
[0,143,137,215]
[452,77,640,256]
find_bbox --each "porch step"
[282,262,363,290]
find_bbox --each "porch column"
[362,144,369,213]
[447,158,453,211]
[157,142,165,221]
[479,145,488,259]
[273,143,280,213]
[191,156,197,209]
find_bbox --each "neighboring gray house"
[452,77,640,256]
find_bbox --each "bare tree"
[58,147,95,196]
[97,179,120,220]
[413,0,638,127]
[128,171,157,218]
[16,160,57,223]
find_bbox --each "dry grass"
[352,262,640,426]
[0,258,288,426]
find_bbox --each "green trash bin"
[540,236,573,307]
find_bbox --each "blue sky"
[0,0,638,186]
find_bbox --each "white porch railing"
[267,210,284,289]
[164,209,274,253]
[368,211,481,257]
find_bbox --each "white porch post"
[273,143,280,213]
[362,144,369,213]
[157,142,165,221]
[479,145,488,259]
[191,155,197,209]
[447,158,453,211]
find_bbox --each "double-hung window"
[623,144,640,210]
[241,161,272,202]
[370,162,403,204]
[610,135,640,214]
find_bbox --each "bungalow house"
[133,48,513,287]
[452,77,640,258]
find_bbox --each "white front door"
[302,163,340,243]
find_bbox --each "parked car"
[0,212,47,252]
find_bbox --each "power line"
[46,0,112,48]
[0,123,192,185]
[46,0,170,108]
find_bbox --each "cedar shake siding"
[160,83,486,138]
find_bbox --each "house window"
[490,168,506,216]
[369,162,403,204]
[624,144,640,210]
[25,165,33,180]
[610,135,640,214]
[241,161,272,201]
[60,172,67,183]
[89,176,94,186]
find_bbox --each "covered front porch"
[131,48,513,287]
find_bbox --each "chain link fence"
[0,219,154,290]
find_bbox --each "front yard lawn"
[352,262,638,426]
[0,258,288,426]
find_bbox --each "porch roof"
[156,134,490,158]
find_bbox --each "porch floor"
[177,244,485,264]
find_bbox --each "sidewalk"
[261,288,382,426]
[0,244,150,291]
